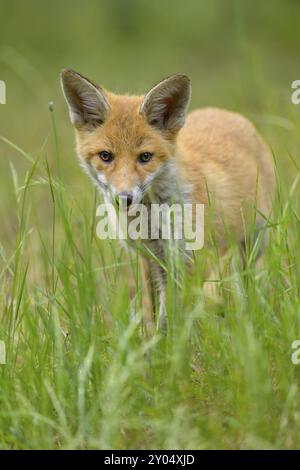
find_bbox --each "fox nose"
[115,192,133,209]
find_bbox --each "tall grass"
[0,103,300,449]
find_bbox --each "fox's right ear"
[60,69,110,128]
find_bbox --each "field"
[1,0,300,449]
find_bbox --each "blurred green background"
[1,0,300,450]
[0,0,299,246]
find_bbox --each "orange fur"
[178,107,275,241]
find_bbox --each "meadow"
[1,0,300,449]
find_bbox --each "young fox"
[61,70,275,331]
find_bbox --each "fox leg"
[157,278,167,333]
[149,263,167,333]
[203,262,225,304]
[145,239,167,333]
[239,221,269,269]
[140,256,155,334]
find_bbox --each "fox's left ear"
[140,74,191,133]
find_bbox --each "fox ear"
[60,69,110,128]
[140,74,191,133]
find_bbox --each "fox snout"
[109,172,141,208]
[115,192,133,209]
[103,182,143,210]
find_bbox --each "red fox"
[61,69,275,332]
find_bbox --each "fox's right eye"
[99,151,113,163]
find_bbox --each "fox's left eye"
[138,152,153,164]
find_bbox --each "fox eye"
[138,152,153,164]
[99,151,113,163]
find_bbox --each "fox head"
[61,69,191,209]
